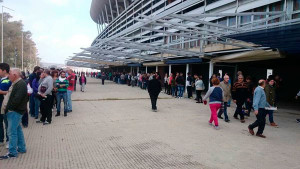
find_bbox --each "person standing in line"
[176,73,185,99]
[0,68,28,159]
[36,70,53,125]
[164,73,168,94]
[174,72,179,97]
[74,73,77,92]
[0,63,12,148]
[51,70,58,110]
[32,72,41,119]
[265,78,278,127]
[101,72,106,85]
[195,75,205,103]
[148,75,162,112]
[28,66,40,117]
[203,78,223,130]
[217,75,231,122]
[79,72,87,92]
[20,72,29,128]
[66,69,75,113]
[245,76,254,116]
[232,75,249,123]
[55,71,69,117]
[186,72,193,99]
[248,80,270,138]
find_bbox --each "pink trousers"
[209,103,222,126]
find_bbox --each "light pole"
[1,6,14,63]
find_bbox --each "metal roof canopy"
[74,10,298,66]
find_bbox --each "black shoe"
[35,116,38,119]
[64,113,67,117]
[296,119,300,123]
[196,101,201,103]
[23,125,28,128]
[225,119,230,122]
[218,116,223,119]
[43,121,51,125]
[36,120,43,123]
[55,113,60,117]
[0,153,16,160]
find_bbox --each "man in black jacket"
[148,75,162,112]
[0,68,28,159]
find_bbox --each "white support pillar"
[146,66,148,73]
[208,61,214,86]
[156,66,158,72]
[185,64,189,93]
[123,0,127,10]
[115,0,119,16]
[130,67,133,74]
[109,0,114,20]
[137,66,140,73]
[105,5,109,24]
[168,64,172,75]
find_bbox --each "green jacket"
[5,79,28,115]
[264,84,276,106]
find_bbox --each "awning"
[165,58,202,64]
[127,63,142,67]
[212,50,281,63]
[143,61,166,66]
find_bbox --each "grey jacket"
[195,79,205,90]
[38,75,53,95]
[219,81,231,102]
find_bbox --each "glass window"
[293,13,300,19]
[269,1,284,23]
[294,0,300,11]
[218,18,227,26]
[228,16,236,26]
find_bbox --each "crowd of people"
[104,70,294,138]
[0,64,86,159]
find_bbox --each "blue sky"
[3,0,98,64]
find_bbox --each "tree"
[0,12,39,71]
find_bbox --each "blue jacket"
[253,86,270,111]
[203,86,223,104]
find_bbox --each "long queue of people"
[0,64,88,160]
[107,70,294,138]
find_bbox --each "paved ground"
[1,78,300,169]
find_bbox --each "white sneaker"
[6,142,9,149]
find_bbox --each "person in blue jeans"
[0,63,12,147]
[32,72,42,119]
[28,66,40,117]
[55,71,69,117]
[0,68,28,159]
[176,73,185,98]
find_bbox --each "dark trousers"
[196,90,203,102]
[150,94,158,110]
[187,86,193,98]
[0,114,8,142]
[21,109,28,127]
[249,108,267,135]
[218,102,229,120]
[234,100,245,120]
[40,95,53,123]
[74,83,77,91]
[102,79,105,85]
[164,83,168,93]
[29,94,35,117]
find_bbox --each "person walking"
[248,80,270,138]
[195,75,205,103]
[0,68,28,159]
[148,75,162,112]
[232,75,249,123]
[55,71,69,117]
[67,69,75,112]
[74,73,77,92]
[203,78,223,130]
[186,72,193,99]
[79,72,87,92]
[265,78,278,127]
[36,70,53,125]
[217,75,231,122]
[0,63,12,148]
[101,72,106,85]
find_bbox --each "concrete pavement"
[1,78,300,169]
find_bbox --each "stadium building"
[68,0,300,99]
